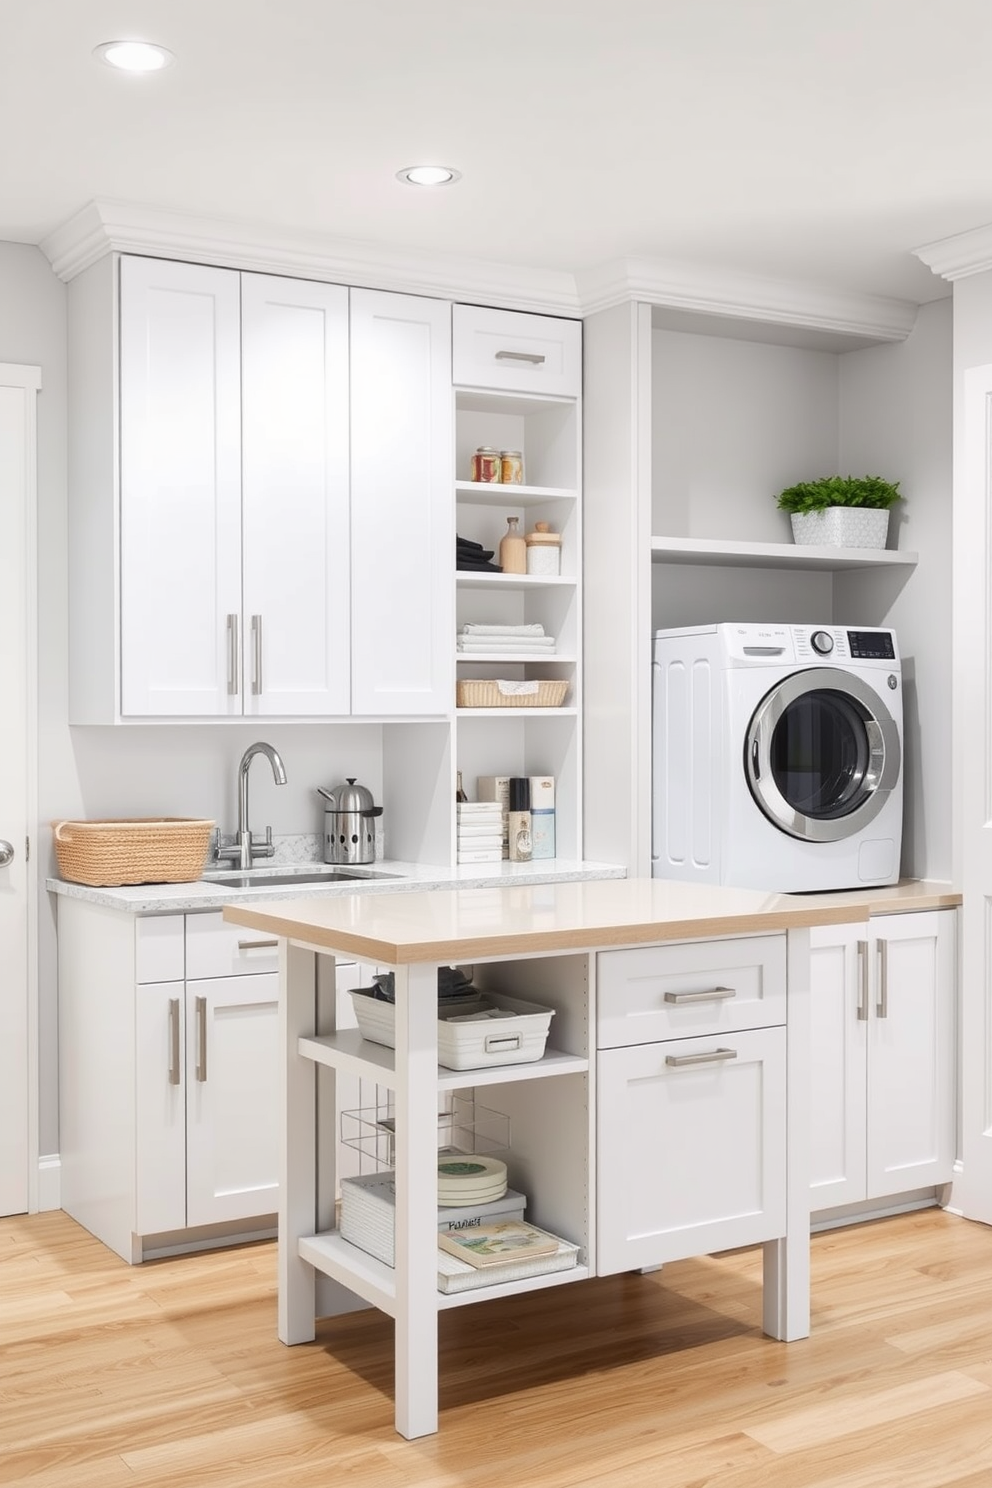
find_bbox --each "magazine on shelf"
[437,1219,560,1268]
[436,1232,579,1293]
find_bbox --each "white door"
[350,289,453,715]
[185,973,279,1226]
[0,365,38,1216]
[241,274,351,716]
[808,922,869,1210]
[955,366,992,1223]
[119,256,242,717]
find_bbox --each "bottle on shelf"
[456,771,468,803]
[499,516,527,575]
[507,777,532,863]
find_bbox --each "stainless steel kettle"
[317,778,383,865]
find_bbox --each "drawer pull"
[168,997,181,1085]
[195,995,207,1082]
[494,349,546,365]
[484,1033,522,1053]
[857,940,869,1020]
[238,938,279,951]
[665,1047,738,1068]
[663,985,736,1005]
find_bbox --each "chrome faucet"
[214,741,288,869]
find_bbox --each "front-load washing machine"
[652,621,903,892]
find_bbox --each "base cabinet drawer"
[596,1026,787,1275]
[186,910,281,979]
[597,936,787,1049]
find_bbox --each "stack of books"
[436,1218,579,1294]
[456,800,503,864]
[339,1167,526,1267]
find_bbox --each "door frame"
[0,362,40,1214]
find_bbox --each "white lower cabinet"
[809,909,956,1213]
[59,899,355,1262]
[596,936,788,1273]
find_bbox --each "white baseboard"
[36,1154,61,1212]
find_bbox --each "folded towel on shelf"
[460,623,546,637]
[457,637,557,652]
[457,558,503,572]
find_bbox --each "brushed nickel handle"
[857,940,869,1021]
[195,995,207,1081]
[494,349,546,365]
[168,998,181,1085]
[238,938,278,950]
[664,985,736,1005]
[665,1047,738,1068]
[877,938,888,1019]
[226,613,239,696]
[251,613,262,695]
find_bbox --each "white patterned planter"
[790,507,890,549]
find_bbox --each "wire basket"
[52,818,216,887]
[456,678,569,709]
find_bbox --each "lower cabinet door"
[596,1026,786,1274]
[185,972,279,1227]
[135,982,187,1235]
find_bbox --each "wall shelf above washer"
[651,536,919,573]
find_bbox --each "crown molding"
[575,256,918,341]
[40,199,919,342]
[40,199,581,315]
[913,222,992,282]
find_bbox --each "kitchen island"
[223,877,956,1439]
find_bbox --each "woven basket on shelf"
[52,818,215,887]
[456,679,569,709]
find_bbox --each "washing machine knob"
[810,629,834,655]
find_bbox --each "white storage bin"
[349,987,556,1070]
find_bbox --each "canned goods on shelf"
[471,447,501,483]
[500,450,524,485]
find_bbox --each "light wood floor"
[2,1207,992,1487]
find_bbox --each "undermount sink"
[202,868,401,889]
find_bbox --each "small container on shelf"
[525,521,561,576]
[500,450,524,485]
[471,446,501,483]
[498,515,527,573]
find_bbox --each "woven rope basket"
[456,679,569,709]
[52,818,215,887]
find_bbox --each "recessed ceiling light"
[93,40,175,72]
[397,165,461,187]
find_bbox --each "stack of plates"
[437,1155,507,1206]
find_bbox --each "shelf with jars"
[452,307,583,866]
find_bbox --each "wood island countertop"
[222,876,960,966]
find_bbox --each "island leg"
[763,925,812,1341]
[279,938,317,1345]
[392,961,442,1438]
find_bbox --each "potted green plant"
[775,474,902,549]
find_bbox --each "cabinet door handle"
[195,995,207,1081]
[238,938,279,951]
[857,940,869,1021]
[877,938,888,1019]
[251,614,263,696]
[664,985,736,1005]
[226,613,240,696]
[168,997,181,1085]
[665,1047,738,1068]
[494,349,546,365]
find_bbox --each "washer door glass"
[745,667,900,843]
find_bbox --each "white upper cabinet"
[119,257,243,717]
[70,257,451,723]
[240,273,351,716]
[350,289,452,716]
[453,304,581,397]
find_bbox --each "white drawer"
[453,304,581,397]
[596,936,786,1049]
[135,915,185,984]
[186,911,280,979]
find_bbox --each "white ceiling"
[4,0,990,306]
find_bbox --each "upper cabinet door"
[119,257,243,717]
[350,289,453,716]
[241,274,351,716]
